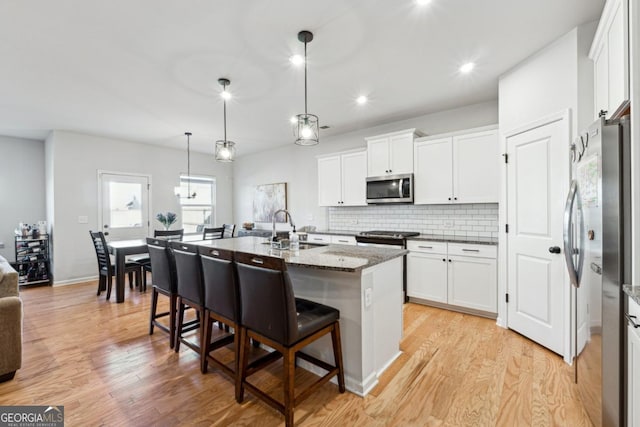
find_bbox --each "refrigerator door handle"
[563,180,582,288]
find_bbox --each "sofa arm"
[0,259,19,298]
[0,296,22,376]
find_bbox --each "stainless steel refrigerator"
[564,116,631,427]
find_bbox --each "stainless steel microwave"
[366,173,413,204]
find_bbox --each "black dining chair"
[147,237,179,348]
[222,224,236,238]
[135,229,185,291]
[89,231,142,300]
[202,227,224,240]
[198,246,239,376]
[234,252,345,427]
[171,241,205,354]
[154,229,184,241]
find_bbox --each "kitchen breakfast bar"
[197,236,407,396]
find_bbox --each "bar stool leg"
[175,297,185,352]
[201,311,212,374]
[235,327,249,403]
[331,321,346,393]
[149,288,158,335]
[283,347,296,427]
[169,294,177,349]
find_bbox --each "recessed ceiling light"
[290,54,304,65]
[416,0,432,5]
[290,116,298,124]
[459,62,475,73]
[356,95,368,105]
[220,90,232,100]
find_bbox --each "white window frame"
[178,175,216,236]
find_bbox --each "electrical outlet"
[364,288,372,307]
[0,242,4,249]
[444,219,454,228]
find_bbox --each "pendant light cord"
[223,83,227,143]
[304,40,308,115]
[187,133,191,197]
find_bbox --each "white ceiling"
[0,0,604,156]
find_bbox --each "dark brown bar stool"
[171,241,204,353]
[146,238,178,348]
[198,246,239,376]
[234,252,345,427]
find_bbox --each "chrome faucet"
[272,209,296,241]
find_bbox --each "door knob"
[548,246,561,254]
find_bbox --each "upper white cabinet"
[414,127,499,204]
[366,129,419,177]
[317,149,367,207]
[590,0,629,119]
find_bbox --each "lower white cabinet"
[306,233,356,246]
[629,296,640,427]
[407,241,497,314]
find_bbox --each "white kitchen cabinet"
[407,251,448,303]
[317,149,367,207]
[366,129,418,177]
[305,233,355,246]
[306,233,331,244]
[407,241,497,315]
[330,235,357,245]
[628,296,640,427]
[414,127,499,204]
[590,0,629,119]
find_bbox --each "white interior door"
[506,117,568,356]
[99,172,150,241]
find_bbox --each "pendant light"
[293,30,319,146]
[174,132,196,199]
[215,78,235,162]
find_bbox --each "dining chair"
[198,246,238,376]
[89,231,142,300]
[134,229,184,291]
[171,241,205,354]
[202,227,224,240]
[222,224,236,238]
[147,237,179,348]
[154,229,184,241]
[234,252,345,427]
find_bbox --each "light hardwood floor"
[0,281,592,426]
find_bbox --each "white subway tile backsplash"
[327,203,499,239]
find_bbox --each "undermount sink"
[260,241,326,250]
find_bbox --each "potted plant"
[156,212,177,230]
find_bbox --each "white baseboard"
[53,275,98,287]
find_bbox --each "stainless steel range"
[356,230,419,302]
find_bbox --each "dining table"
[107,239,148,303]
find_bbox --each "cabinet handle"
[418,246,433,249]
[442,258,446,262]
[448,259,452,262]
[462,249,480,252]
[313,238,323,241]
[454,197,458,201]
[448,197,452,201]
[338,240,348,243]
[627,314,640,328]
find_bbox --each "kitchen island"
[196,236,407,396]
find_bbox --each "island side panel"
[287,266,366,395]
[363,257,403,376]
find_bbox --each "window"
[177,176,216,234]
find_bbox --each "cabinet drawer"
[331,235,356,245]
[406,240,447,254]
[306,234,332,244]
[447,243,496,259]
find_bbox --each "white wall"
[630,0,640,285]
[499,23,597,136]
[0,135,46,262]
[45,130,234,284]
[233,100,498,230]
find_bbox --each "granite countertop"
[623,284,640,306]
[409,234,498,245]
[196,236,407,272]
